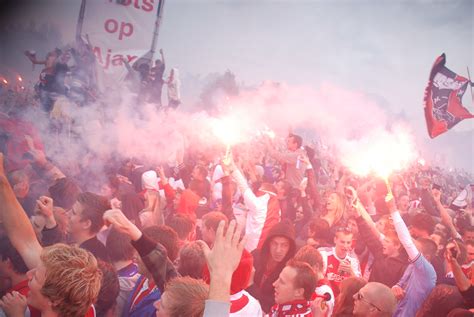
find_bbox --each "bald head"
[353,282,397,317]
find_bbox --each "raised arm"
[432,189,461,239]
[0,154,42,269]
[445,241,471,292]
[24,51,46,65]
[347,186,380,237]
[122,57,133,73]
[159,48,165,66]
[221,155,252,204]
[355,214,384,259]
[220,175,235,221]
[157,166,176,210]
[26,136,66,183]
[103,209,177,292]
[264,137,299,164]
[198,220,246,313]
[231,168,266,214]
[388,194,419,261]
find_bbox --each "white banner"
[80,0,161,83]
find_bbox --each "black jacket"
[356,216,408,287]
[246,221,296,313]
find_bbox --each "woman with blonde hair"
[322,191,346,228]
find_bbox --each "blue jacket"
[394,254,436,317]
[122,275,161,317]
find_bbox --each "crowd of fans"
[0,40,472,317]
[0,121,472,317]
[123,48,181,109]
[19,38,180,115]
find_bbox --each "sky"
[0,0,473,171]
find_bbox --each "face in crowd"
[66,201,88,238]
[334,231,353,258]
[286,136,298,151]
[352,282,397,316]
[381,234,400,258]
[270,236,291,263]
[273,266,301,305]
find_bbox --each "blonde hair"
[40,244,102,317]
[165,277,209,317]
[326,191,346,226]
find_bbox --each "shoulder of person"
[317,246,333,254]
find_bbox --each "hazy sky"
[1,0,473,170]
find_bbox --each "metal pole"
[76,0,87,41]
[467,67,474,105]
[149,0,166,60]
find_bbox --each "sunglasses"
[335,226,352,233]
[355,292,382,312]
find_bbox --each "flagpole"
[149,0,166,62]
[467,67,473,105]
[75,0,87,42]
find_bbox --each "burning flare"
[340,126,416,179]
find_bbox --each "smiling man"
[318,227,361,296]
[355,211,408,287]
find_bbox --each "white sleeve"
[231,169,251,198]
[232,169,264,215]
[392,211,420,261]
[315,285,335,316]
[203,300,230,317]
[350,256,362,277]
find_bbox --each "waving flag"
[423,54,474,138]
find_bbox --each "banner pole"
[149,0,166,62]
[467,67,474,105]
[75,0,87,42]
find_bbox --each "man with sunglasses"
[352,282,397,316]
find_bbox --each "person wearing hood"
[246,221,296,313]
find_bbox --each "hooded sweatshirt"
[247,222,296,313]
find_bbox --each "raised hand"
[221,150,236,176]
[0,291,27,317]
[156,166,168,185]
[445,240,460,263]
[24,135,47,165]
[198,219,246,279]
[103,209,142,241]
[432,188,441,203]
[0,153,5,179]
[35,196,56,229]
[36,196,54,218]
